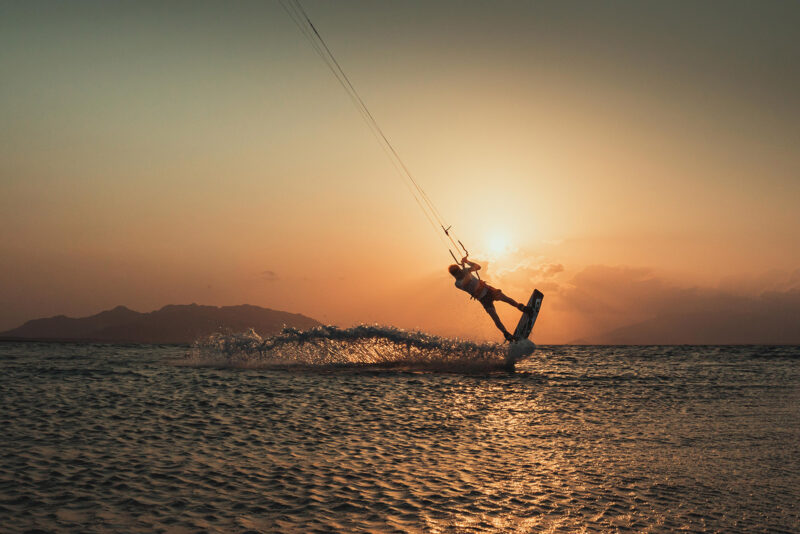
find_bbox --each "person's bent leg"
[495,290,520,308]
[496,290,532,314]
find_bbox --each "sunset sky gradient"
[2,1,798,342]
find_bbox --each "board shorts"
[478,286,501,310]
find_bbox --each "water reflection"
[0,344,797,532]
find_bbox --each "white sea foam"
[185,324,513,370]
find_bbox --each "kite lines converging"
[278,0,472,265]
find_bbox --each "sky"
[1,1,799,342]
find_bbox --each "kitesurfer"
[449,258,531,341]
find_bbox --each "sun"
[487,233,511,258]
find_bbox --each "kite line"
[278,0,472,266]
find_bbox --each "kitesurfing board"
[514,289,543,339]
[507,289,544,365]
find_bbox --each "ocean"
[1,341,798,533]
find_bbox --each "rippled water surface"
[1,343,799,533]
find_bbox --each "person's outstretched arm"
[463,258,481,272]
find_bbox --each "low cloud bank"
[562,266,800,344]
[508,264,800,344]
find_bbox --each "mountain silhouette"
[0,304,320,344]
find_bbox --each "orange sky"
[1,1,799,342]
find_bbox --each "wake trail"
[181,325,512,371]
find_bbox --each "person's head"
[448,264,462,278]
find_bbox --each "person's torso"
[455,272,488,299]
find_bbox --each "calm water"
[1,343,798,533]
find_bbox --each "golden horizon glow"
[0,2,798,343]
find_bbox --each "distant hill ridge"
[0,304,320,344]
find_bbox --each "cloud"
[537,263,565,278]
[717,268,800,296]
[488,251,566,283]
[558,265,800,344]
[259,270,279,282]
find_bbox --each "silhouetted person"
[449,258,531,341]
